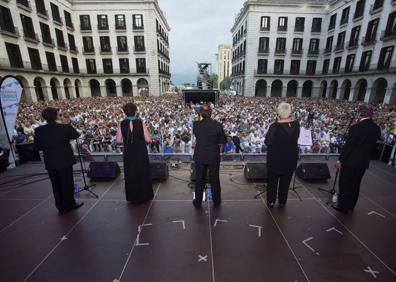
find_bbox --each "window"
[349,26,361,47]
[115,14,126,30]
[20,15,36,40]
[83,36,94,52]
[68,34,76,51]
[365,19,379,43]
[345,54,355,73]
[292,38,303,53]
[354,0,366,19]
[86,59,96,74]
[119,58,129,73]
[332,57,341,74]
[40,22,52,45]
[134,36,145,51]
[290,60,300,74]
[103,59,113,73]
[50,3,61,23]
[28,48,42,70]
[274,60,284,74]
[55,29,65,48]
[257,59,267,74]
[329,14,337,30]
[340,7,350,25]
[378,46,394,70]
[260,16,270,31]
[136,58,146,73]
[97,15,108,30]
[64,11,73,29]
[72,57,79,73]
[336,31,346,50]
[359,50,372,71]
[35,0,46,16]
[373,0,383,10]
[100,36,111,52]
[275,38,286,52]
[322,59,330,74]
[117,36,128,52]
[45,51,56,71]
[312,18,322,33]
[258,37,269,52]
[0,6,16,34]
[309,39,320,53]
[306,60,316,75]
[278,17,288,31]
[325,36,333,52]
[133,14,143,29]
[80,15,91,30]
[295,17,305,32]
[384,12,396,38]
[60,55,69,72]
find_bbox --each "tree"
[220,76,232,90]
[208,74,219,89]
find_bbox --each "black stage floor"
[0,158,396,282]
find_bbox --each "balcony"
[0,26,20,38]
[24,32,40,43]
[115,26,127,32]
[66,23,74,31]
[323,47,332,55]
[100,47,112,55]
[117,47,129,54]
[274,48,287,55]
[380,30,396,42]
[69,45,78,54]
[335,44,344,53]
[57,42,68,51]
[361,36,376,46]
[307,49,320,57]
[134,48,146,54]
[277,26,287,33]
[311,29,321,35]
[260,27,270,32]
[53,17,63,27]
[83,47,95,55]
[346,40,358,50]
[42,38,56,48]
[257,48,270,55]
[97,25,109,32]
[291,48,303,57]
[80,25,92,33]
[37,9,49,20]
[133,26,144,32]
[353,13,364,22]
[16,0,32,12]
[369,4,382,15]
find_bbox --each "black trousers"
[267,170,293,205]
[338,165,366,210]
[194,162,221,206]
[47,166,76,211]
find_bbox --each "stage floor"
[0,158,396,282]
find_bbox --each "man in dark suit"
[34,107,83,213]
[333,105,381,213]
[193,104,226,208]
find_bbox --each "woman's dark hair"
[200,104,212,119]
[123,103,138,116]
[42,107,58,123]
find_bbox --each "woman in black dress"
[265,102,300,208]
[116,103,153,204]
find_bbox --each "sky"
[157,0,245,85]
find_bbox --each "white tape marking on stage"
[326,227,343,236]
[172,220,186,230]
[135,233,150,247]
[368,211,386,219]
[302,237,320,256]
[198,255,208,262]
[60,235,68,241]
[364,266,379,278]
[138,223,153,232]
[248,224,263,238]
[213,219,228,227]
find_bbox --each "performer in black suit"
[34,107,83,213]
[193,104,226,208]
[265,102,300,208]
[333,105,381,213]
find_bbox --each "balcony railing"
[361,36,376,46]
[66,23,74,31]
[0,26,20,38]
[117,47,129,54]
[258,47,270,55]
[37,9,49,19]
[323,46,333,55]
[16,0,32,12]
[83,47,95,54]
[346,40,358,50]
[277,26,287,32]
[275,48,287,55]
[97,25,109,32]
[57,42,68,51]
[100,47,112,54]
[380,30,396,41]
[335,44,344,52]
[291,48,303,56]
[80,25,92,32]
[307,49,320,56]
[69,45,78,53]
[42,38,56,48]
[24,32,40,43]
[53,17,63,26]
[369,4,383,15]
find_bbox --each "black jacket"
[193,118,226,164]
[34,123,80,170]
[339,118,381,169]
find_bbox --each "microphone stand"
[317,114,355,204]
[75,138,98,198]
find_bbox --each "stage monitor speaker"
[296,163,331,181]
[190,162,211,183]
[16,143,41,164]
[150,161,169,181]
[87,161,120,181]
[244,162,267,181]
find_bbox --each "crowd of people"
[14,94,396,155]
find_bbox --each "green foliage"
[220,76,232,90]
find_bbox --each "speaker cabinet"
[87,161,120,180]
[150,161,169,181]
[244,162,268,181]
[296,163,330,180]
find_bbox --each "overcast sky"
[157,0,245,84]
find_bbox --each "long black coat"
[34,123,80,170]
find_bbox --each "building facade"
[0,0,170,102]
[231,0,396,104]
[217,44,232,83]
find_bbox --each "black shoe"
[65,201,84,212]
[267,202,275,208]
[331,203,348,213]
[213,200,221,208]
[279,203,286,208]
[192,199,201,209]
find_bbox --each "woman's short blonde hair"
[276,102,292,119]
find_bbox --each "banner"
[0,76,23,143]
[298,127,313,146]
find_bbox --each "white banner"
[0,76,23,142]
[298,127,313,146]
